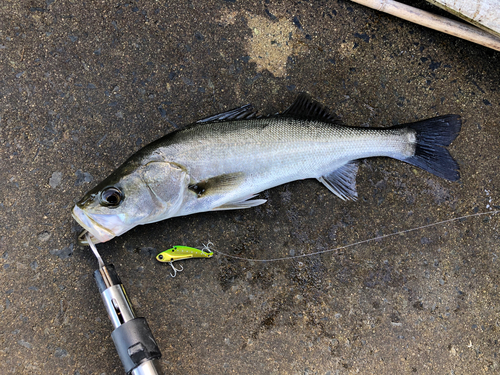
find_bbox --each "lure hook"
[202,241,213,254]
[169,261,183,277]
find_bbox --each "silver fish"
[73,94,461,245]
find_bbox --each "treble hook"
[201,241,213,254]
[168,261,183,277]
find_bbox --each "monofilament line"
[212,210,499,262]
[86,232,105,269]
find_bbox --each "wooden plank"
[351,0,500,51]
[427,0,500,38]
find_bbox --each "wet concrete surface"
[1,1,500,374]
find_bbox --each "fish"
[73,93,461,245]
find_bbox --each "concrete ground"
[1,1,499,374]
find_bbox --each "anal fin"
[318,161,359,201]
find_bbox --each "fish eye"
[158,255,164,260]
[100,187,124,207]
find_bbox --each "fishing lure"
[153,210,499,277]
[156,244,214,277]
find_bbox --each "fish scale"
[168,121,408,176]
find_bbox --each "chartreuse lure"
[156,245,213,277]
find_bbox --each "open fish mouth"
[77,229,98,246]
[72,206,116,245]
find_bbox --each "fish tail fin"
[402,115,462,181]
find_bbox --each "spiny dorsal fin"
[317,161,359,201]
[281,93,342,124]
[196,104,259,124]
[196,94,341,124]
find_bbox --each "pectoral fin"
[188,173,266,210]
[318,161,359,201]
[188,172,246,197]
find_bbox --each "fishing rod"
[87,233,163,375]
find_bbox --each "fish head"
[73,161,190,245]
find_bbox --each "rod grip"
[111,317,162,374]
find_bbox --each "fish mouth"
[72,206,116,246]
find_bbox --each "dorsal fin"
[196,104,259,124]
[281,93,341,124]
[195,93,341,124]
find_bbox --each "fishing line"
[211,210,499,263]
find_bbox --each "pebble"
[49,172,62,188]
[75,170,93,186]
[50,244,74,260]
[37,231,51,242]
[18,340,33,349]
[54,348,68,358]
